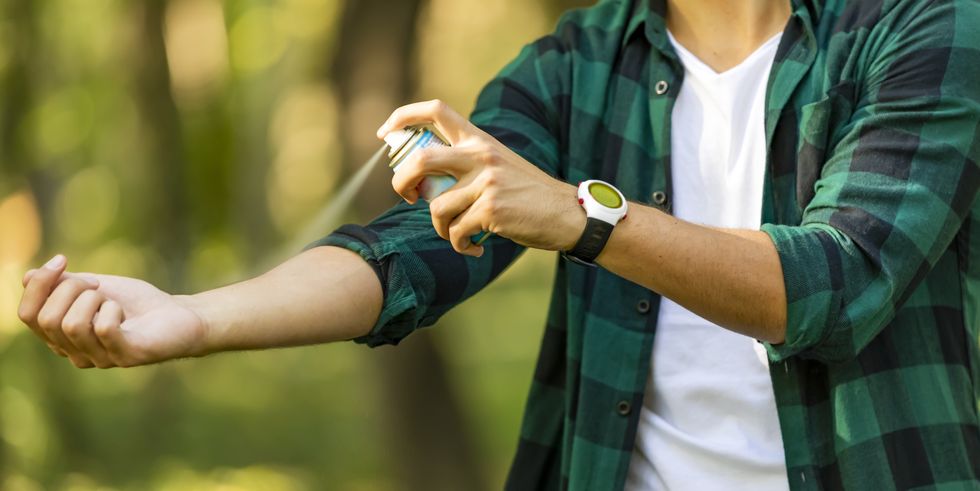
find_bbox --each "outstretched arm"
[18,246,381,368]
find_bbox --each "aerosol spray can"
[384,126,490,245]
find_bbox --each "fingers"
[62,290,114,368]
[377,99,473,145]
[19,255,68,325]
[390,146,472,203]
[448,207,487,257]
[19,256,72,355]
[23,269,101,288]
[22,269,37,287]
[19,254,103,367]
[36,277,103,368]
[93,300,128,365]
[428,183,481,241]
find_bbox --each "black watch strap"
[563,217,615,266]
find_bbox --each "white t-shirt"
[625,32,789,491]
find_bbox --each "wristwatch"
[562,180,628,266]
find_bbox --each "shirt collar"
[622,0,822,51]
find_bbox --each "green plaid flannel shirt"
[313,0,980,488]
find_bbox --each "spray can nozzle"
[383,128,416,158]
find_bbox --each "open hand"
[18,255,208,368]
[378,100,585,256]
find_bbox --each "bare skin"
[18,0,792,368]
[19,248,381,368]
[667,0,791,73]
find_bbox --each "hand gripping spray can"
[383,126,490,245]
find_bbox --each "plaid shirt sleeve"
[308,37,566,347]
[763,3,980,363]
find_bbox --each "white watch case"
[577,180,628,225]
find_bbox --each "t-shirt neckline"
[666,30,783,78]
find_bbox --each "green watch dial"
[588,182,622,208]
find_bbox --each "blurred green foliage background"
[0,0,591,489]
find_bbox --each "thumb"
[22,268,100,288]
[22,254,69,287]
[86,274,145,305]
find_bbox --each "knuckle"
[412,148,433,167]
[36,312,58,330]
[482,168,499,187]
[17,305,35,324]
[93,321,112,337]
[429,99,447,112]
[483,193,499,214]
[63,317,91,337]
[449,235,464,252]
[390,174,408,193]
[62,320,82,337]
[429,199,445,218]
[479,145,501,166]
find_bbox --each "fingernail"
[44,254,66,270]
[376,126,387,138]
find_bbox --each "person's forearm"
[596,204,787,343]
[182,246,382,354]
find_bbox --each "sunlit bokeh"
[229,6,289,75]
[0,191,41,348]
[164,0,229,106]
[266,84,340,234]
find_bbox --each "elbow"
[766,324,787,346]
[757,303,787,345]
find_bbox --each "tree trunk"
[332,2,487,490]
[0,0,38,476]
[127,0,187,464]
[131,0,191,292]
[0,0,93,483]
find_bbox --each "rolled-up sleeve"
[308,24,572,347]
[764,1,980,362]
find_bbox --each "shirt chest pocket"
[796,81,857,208]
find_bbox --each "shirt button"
[655,80,669,95]
[617,400,632,416]
[636,299,651,314]
[651,191,667,205]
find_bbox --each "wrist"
[562,180,628,264]
[556,182,588,251]
[173,293,217,357]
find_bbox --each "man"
[16,0,980,489]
